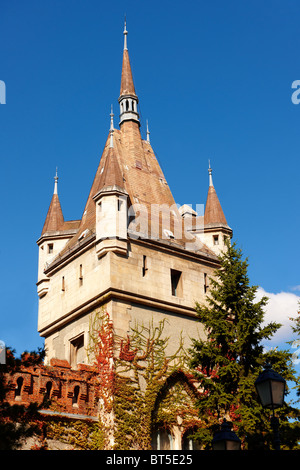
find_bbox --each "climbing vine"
[46,417,105,450]
[87,311,202,450]
[1,312,202,450]
[87,309,115,448]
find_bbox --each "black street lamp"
[255,363,286,450]
[212,418,241,450]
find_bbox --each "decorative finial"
[146,120,150,143]
[110,105,114,148]
[54,167,58,194]
[208,160,213,187]
[123,17,128,51]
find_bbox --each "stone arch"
[151,370,200,450]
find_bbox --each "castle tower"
[36,22,230,378]
[34,21,235,450]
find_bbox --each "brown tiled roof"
[61,220,81,231]
[43,35,219,263]
[51,118,217,262]
[97,146,125,193]
[204,185,228,225]
[42,194,64,234]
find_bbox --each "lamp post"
[255,363,286,450]
[212,418,241,450]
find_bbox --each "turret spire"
[118,20,140,127]
[208,160,213,187]
[204,165,228,226]
[146,120,150,143]
[123,17,128,51]
[109,105,114,148]
[54,167,58,194]
[42,170,64,234]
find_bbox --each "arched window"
[15,376,23,400]
[182,428,201,450]
[72,385,80,407]
[126,100,129,111]
[151,429,173,450]
[45,381,52,399]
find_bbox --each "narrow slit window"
[15,377,23,400]
[118,198,123,211]
[48,243,54,254]
[171,269,182,297]
[72,385,80,407]
[213,235,219,245]
[45,381,52,400]
[79,264,83,286]
[142,255,148,277]
[61,276,65,292]
[204,273,209,293]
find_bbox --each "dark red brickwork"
[2,358,99,418]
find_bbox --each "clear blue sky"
[1,1,299,361]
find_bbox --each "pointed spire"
[204,164,228,226]
[119,22,137,97]
[146,120,150,143]
[109,105,114,148]
[54,167,58,194]
[123,17,128,51]
[42,170,64,234]
[119,20,140,126]
[208,160,213,187]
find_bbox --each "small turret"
[41,168,64,235]
[203,162,232,254]
[93,109,129,258]
[37,170,79,297]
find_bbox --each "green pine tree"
[189,241,298,449]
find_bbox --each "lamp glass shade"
[212,440,226,450]
[212,435,241,450]
[212,419,241,450]
[255,365,286,409]
[226,440,242,451]
[270,379,285,408]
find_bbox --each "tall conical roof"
[45,24,217,263]
[42,171,64,234]
[119,21,137,97]
[120,49,137,97]
[204,165,228,225]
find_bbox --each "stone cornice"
[38,287,199,338]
